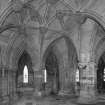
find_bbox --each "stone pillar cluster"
[78,61,97,103]
[77,18,97,103]
[0,70,2,100]
[33,68,43,96]
[0,66,17,104]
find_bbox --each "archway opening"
[44,50,60,95]
[16,51,34,95]
[43,36,78,96]
[97,54,105,94]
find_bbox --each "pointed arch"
[42,35,78,68]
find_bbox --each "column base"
[77,90,96,104]
[58,90,74,96]
[1,95,9,105]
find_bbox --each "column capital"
[78,61,97,69]
[78,62,87,70]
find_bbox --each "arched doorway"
[16,51,34,95]
[97,53,105,94]
[42,36,78,96]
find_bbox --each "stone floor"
[12,94,105,105]
[14,95,77,105]
[2,91,105,105]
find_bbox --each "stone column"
[10,70,17,101]
[12,71,17,96]
[8,70,12,97]
[58,48,75,95]
[0,70,2,99]
[78,18,97,103]
[78,61,97,103]
[6,69,17,104]
[10,70,13,97]
[2,67,5,97]
[7,70,10,96]
[33,67,42,96]
[1,67,10,104]
[7,70,14,95]
[58,60,65,95]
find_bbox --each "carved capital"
[78,62,87,70]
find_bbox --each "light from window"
[104,68,105,82]
[44,69,47,83]
[23,65,28,83]
[76,69,79,82]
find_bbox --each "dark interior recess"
[97,56,105,93]
[45,51,60,95]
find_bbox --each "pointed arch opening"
[42,36,78,96]
[16,50,34,94]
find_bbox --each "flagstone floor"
[8,92,105,105]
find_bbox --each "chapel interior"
[1,0,105,105]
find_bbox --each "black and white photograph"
[0,0,105,105]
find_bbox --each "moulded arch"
[42,35,78,69]
[9,42,35,70]
[0,3,105,31]
[80,10,105,30]
[4,34,24,67]
[10,41,26,69]
[0,2,13,26]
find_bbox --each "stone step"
[96,95,105,103]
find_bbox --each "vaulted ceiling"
[0,0,105,36]
[0,0,105,68]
